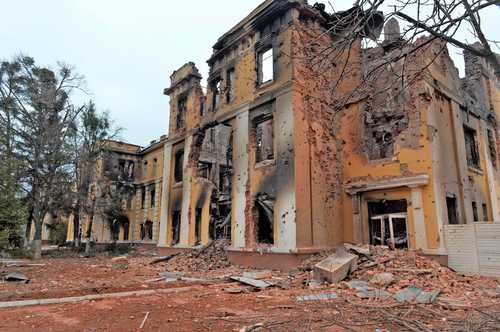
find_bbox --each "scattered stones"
[370,272,395,287]
[296,293,338,302]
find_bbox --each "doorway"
[368,200,408,249]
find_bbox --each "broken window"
[219,166,232,194]
[255,194,274,244]
[141,188,146,209]
[177,96,187,129]
[197,162,212,179]
[195,208,202,245]
[255,117,274,163]
[368,200,408,249]
[482,203,488,221]
[199,98,205,117]
[171,211,181,245]
[211,78,221,110]
[142,220,153,241]
[258,47,274,84]
[446,196,459,225]
[464,126,480,169]
[226,68,235,103]
[150,187,156,208]
[472,201,479,222]
[487,129,497,167]
[174,150,184,183]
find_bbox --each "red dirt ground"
[1,250,500,331]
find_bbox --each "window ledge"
[257,80,274,90]
[173,182,183,188]
[255,159,276,169]
[468,166,483,175]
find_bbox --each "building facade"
[75,0,499,268]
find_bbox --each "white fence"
[445,223,500,276]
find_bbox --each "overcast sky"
[1,0,498,146]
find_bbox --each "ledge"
[344,174,430,195]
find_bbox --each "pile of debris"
[162,240,232,273]
[303,244,499,307]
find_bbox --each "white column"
[352,194,363,244]
[158,143,172,247]
[179,135,193,246]
[411,186,428,250]
[231,110,249,249]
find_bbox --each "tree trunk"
[84,212,94,257]
[23,208,34,248]
[32,204,46,260]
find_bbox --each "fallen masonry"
[1,245,500,331]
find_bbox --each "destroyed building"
[67,138,167,245]
[70,0,499,270]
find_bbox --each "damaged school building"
[74,0,500,271]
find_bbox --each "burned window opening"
[226,68,235,103]
[174,150,184,183]
[365,112,408,160]
[487,129,497,167]
[211,78,221,110]
[482,203,488,221]
[195,208,202,245]
[152,158,158,177]
[464,126,480,169]
[197,162,212,179]
[143,161,148,178]
[150,187,156,208]
[141,188,146,209]
[368,200,408,249]
[171,211,181,245]
[255,117,274,163]
[177,96,187,129]
[472,201,479,222]
[446,196,459,225]
[255,194,274,245]
[141,220,153,241]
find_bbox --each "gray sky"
[1,0,498,146]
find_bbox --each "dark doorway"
[255,194,274,245]
[172,211,181,245]
[368,199,408,249]
[446,196,459,225]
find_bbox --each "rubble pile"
[165,240,232,272]
[350,246,498,303]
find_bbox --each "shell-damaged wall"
[291,11,363,250]
[340,33,500,252]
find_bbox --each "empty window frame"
[150,187,156,208]
[211,78,221,110]
[255,117,274,163]
[143,161,148,178]
[446,196,459,225]
[226,68,235,103]
[464,126,480,169]
[141,188,146,209]
[174,150,184,183]
[171,211,181,245]
[472,201,479,222]
[482,203,488,221]
[258,47,274,84]
[177,96,187,129]
[487,129,497,167]
[197,162,212,179]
